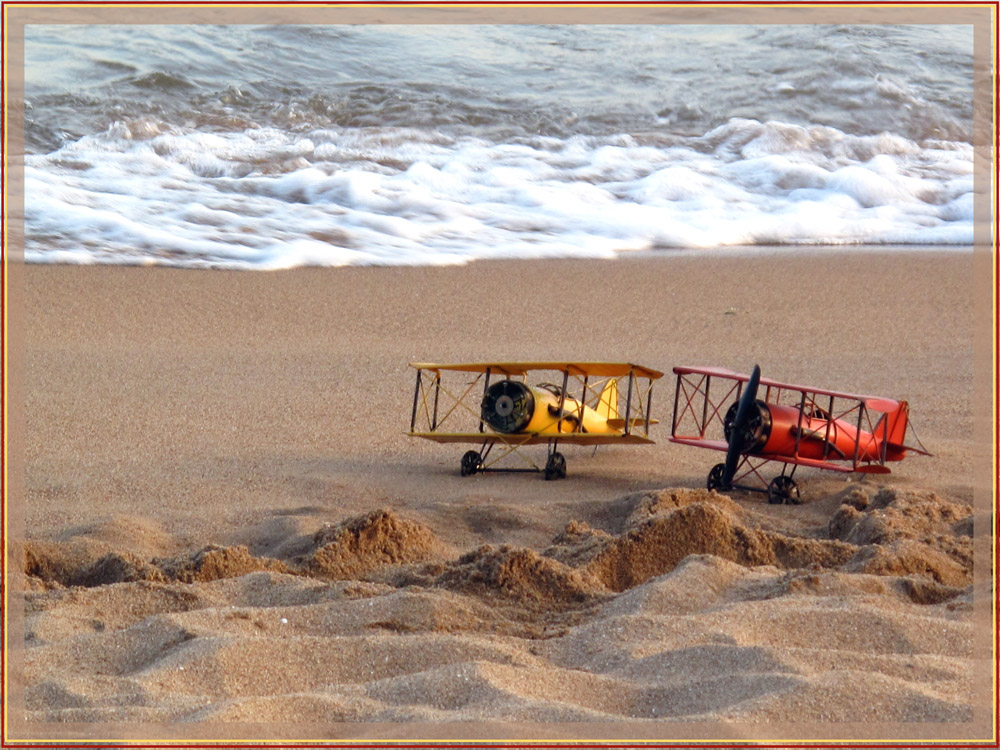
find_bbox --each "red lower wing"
[667,436,872,474]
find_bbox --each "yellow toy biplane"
[407,362,663,479]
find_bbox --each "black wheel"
[707,463,728,492]
[544,451,567,480]
[767,476,800,505]
[460,450,482,477]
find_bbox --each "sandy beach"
[9,250,994,742]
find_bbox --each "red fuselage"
[747,401,908,464]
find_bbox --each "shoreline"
[19,242,978,272]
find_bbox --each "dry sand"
[9,250,994,742]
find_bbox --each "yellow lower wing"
[408,432,655,446]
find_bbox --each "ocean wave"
[24,119,974,269]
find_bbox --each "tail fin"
[595,379,619,421]
[885,401,910,447]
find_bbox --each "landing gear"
[705,459,801,505]
[707,463,728,492]
[460,450,482,476]
[544,451,567,481]
[459,442,568,479]
[768,475,801,505]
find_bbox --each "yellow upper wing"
[409,361,664,380]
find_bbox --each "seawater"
[22,24,975,269]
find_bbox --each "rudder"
[595,379,619,421]
[886,401,910,447]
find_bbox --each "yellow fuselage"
[486,383,621,436]
[525,386,619,435]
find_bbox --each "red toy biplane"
[669,365,931,504]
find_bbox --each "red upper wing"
[671,366,899,412]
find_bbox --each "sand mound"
[157,545,291,584]
[300,508,448,581]
[830,487,973,586]
[23,540,120,589]
[843,540,971,588]
[830,487,972,544]
[23,542,77,588]
[623,487,745,525]
[77,552,167,586]
[23,517,181,589]
[24,543,290,588]
[435,545,605,606]
[577,487,742,536]
[581,501,856,592]
[540,520,614,568]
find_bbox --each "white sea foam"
[24,119,974,269]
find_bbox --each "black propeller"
[722,364,761,488]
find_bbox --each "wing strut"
[792,390,806,459]
[431,372,441,430]
[645,383,654,434]
[851,400,866,469]
[479,367,491,433]
[821,394,835,461]
[624,370,634,435]
[410,368,422,432]
[700,374,711,436]
[558,368,569,433]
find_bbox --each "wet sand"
[10,249,994,742]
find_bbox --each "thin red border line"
[0,1,998,5]
[2,6,996,749]
[0,743,993,748]
[983,2,997,743]
[14,741,1000,748]
[1,745,997,749]
[2,1,10,747]
[994,0,1000,743]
